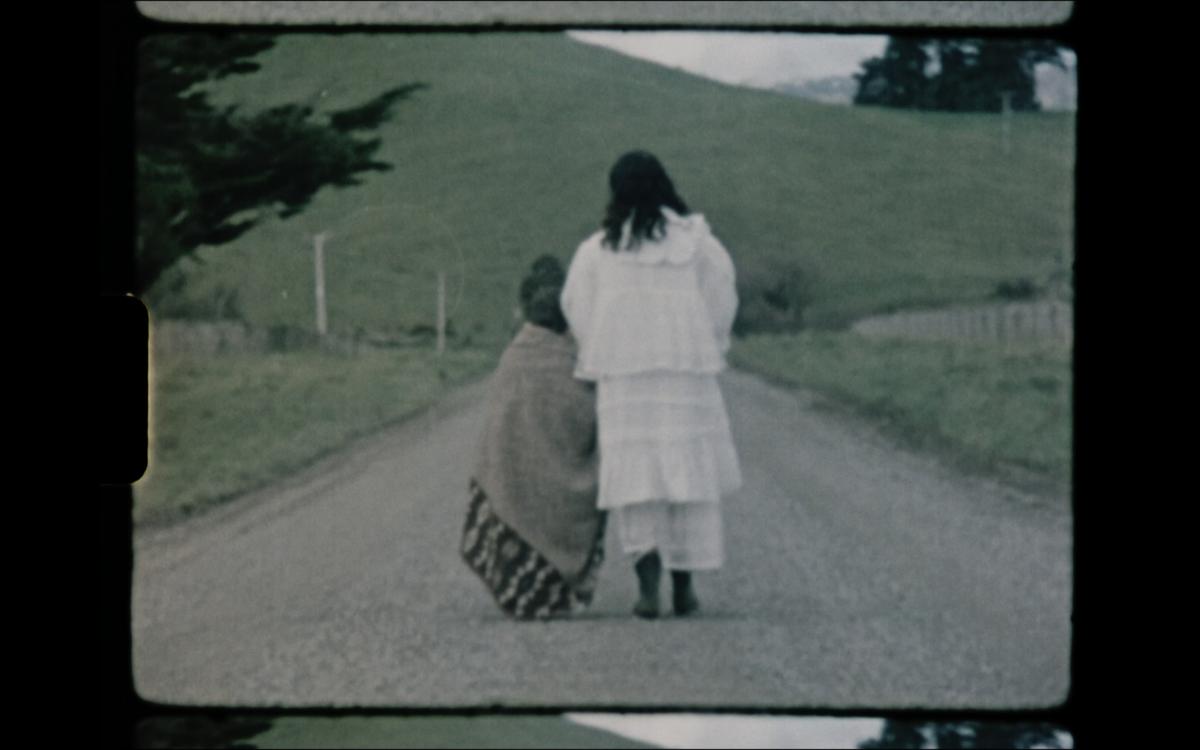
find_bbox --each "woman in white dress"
[560,150,742,618]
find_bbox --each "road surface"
[132,369,1071,708]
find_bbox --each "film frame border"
[99,2,1102,747]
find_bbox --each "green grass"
[134,346,494,526]
[730,332,1072,490]
[153,32,1075,336]
[138,34,1075,523]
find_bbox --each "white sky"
[567,32,1076,110]
[566,714,886,749]
[568,31,889,88]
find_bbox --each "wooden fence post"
[1001,91,1013,155]
[436,271,446,356]
[314,232,329,337]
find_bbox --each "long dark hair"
[601,150,690,250]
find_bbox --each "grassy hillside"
[151,32,1075,338]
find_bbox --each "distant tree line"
[136,34,425,295]
[853,37,1066,112]
[858,719,1067,749]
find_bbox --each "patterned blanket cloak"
[467,323,602,587]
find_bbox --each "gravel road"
[132,369,1071,709]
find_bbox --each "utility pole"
[1000,91,1013,155]
[436,271,446,355]
[314,232,329,336]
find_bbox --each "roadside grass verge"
[134,346,495,527]
[729,332,1072,492]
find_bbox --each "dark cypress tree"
[858,720,1066,749]
[854,37,1066,113]
[854,37,937,108]
[135,33,426,295]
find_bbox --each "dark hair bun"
[525,286,568,333]
[530,255,565,284]
[519,255,568,333]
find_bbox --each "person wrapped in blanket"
[461,255,605,619]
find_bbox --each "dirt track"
[133,369,1071,708]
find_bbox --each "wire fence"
[149,320,360,357]
[850,299,1073,347]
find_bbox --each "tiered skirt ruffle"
[596,371,742,508]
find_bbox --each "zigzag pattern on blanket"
[461,480,605,620]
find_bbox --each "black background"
[98,2,1122,746]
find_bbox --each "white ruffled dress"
[560,208,742,570]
